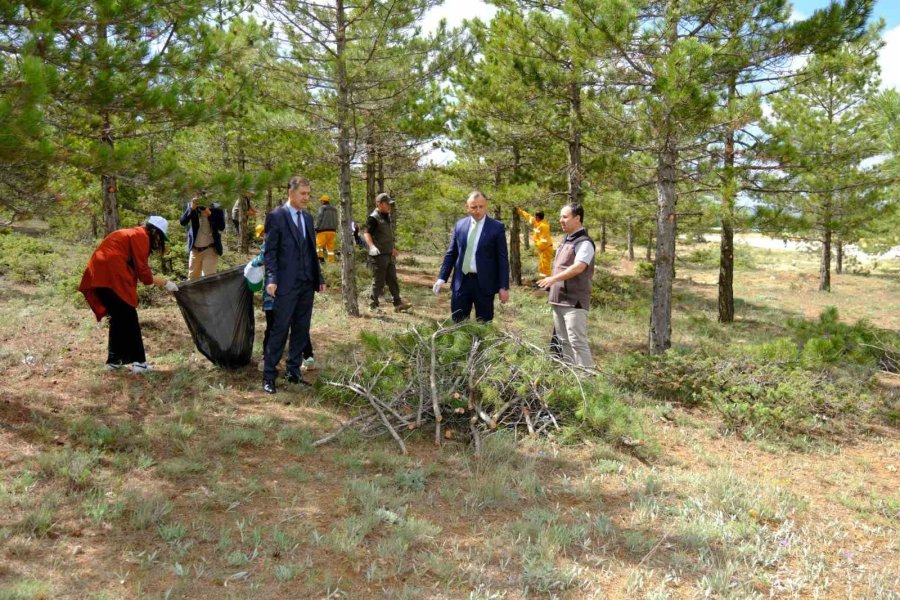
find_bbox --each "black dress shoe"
[286,372,311,386]
[263,379,277,394]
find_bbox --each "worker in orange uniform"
[516,206,554,278]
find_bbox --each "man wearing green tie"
[433,191,510,322]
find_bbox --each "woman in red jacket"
[79,216,178,373]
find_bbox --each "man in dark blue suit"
[262,176,325,394]
[433,191,510,322]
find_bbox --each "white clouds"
[878,24,900,90]
[421,0,498,33]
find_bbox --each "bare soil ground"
[0,244,897,599]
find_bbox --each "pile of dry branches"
[315,322,589,454]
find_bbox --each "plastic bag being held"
[244,261,264,292]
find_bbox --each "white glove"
[432,279,445,295]
[368,246,381,257]
[165,280,179,292]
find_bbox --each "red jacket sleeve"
[131,229,154,286]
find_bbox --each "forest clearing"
[2,0,900,597]
[0,238,897,599]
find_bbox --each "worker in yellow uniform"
[516,206,553,278]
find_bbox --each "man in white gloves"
[363,193,411,314]
[434,191,509,322]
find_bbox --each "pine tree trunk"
[718,113,736,323]
[101,173,118,234]
[237,135,250,254]
[836,240,843,274]
[366,125,376,214]
[335,0,359,316]
[627,216,634,261]
[567,80,582,205]
[376,150,385,195]
[238,194,251,255]
[100,110,118,233]
[820,226,832,292]
[649,140,678,354]
[97,20,118,235]
[510,206,522,286]
[600,218,607,253]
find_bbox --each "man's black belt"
[193,244,213,252]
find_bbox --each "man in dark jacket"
[179,191,226,279]
[433,191,510,322]
[261,176,326,394]
[537,202,595,368]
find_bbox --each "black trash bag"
[173,265,255,368]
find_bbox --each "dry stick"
[523,407,535,436]
[348,384,407,454]
[490,399,514,424]
[312,412,375,447]
[430,328,442,446]
[477,408,496,429]
[636,530,671,568]
[346,383,412,428]
[415,352,425,428]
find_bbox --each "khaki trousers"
[188,247,218,279]
[552,305,593,368]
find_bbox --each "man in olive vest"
[364,193,411,314]
[537,202,595,368]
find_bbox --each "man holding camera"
[363,193,411,314]
[179,190,226,279]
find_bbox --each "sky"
[422,0,899,90]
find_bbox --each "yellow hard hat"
[320,194,330,202]
[255,224,265,239]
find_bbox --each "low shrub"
[0,231,55,283]
[635,260,655,279]
[591,270,649,310]
[787,307,899,371]
[610,349,876,441]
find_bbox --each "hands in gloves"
[368,246,381,257]
[432,279,445,295]
[165,280,179,292]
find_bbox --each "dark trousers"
[95,287,146,365]
[264,283,315,380]
[451,274,495,323]
[263,309,312,360]
[369,254,401,308]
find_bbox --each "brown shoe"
[394,301,412,313]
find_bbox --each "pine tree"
[758,27,888,291]
[1,0,224,233]
[265,0,454,316]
